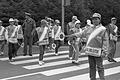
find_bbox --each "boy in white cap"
[53,20,63,55]
[71,13,109,80]
[5,18,18,62]
[36,19,49,65]
[0,20,6,56]
[70,20,82,63]
[107,17,118,62]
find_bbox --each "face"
[75,23,81,28]
[72,19,76,23]
[9,21,14,25]
[92,17,101,26]
[25,15,30,19]
[0,22,2,26]
[111,19,117,24]
[14,22,18,26]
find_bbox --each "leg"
[8,43,14,61]
[55,40,61,54]
[108,40,116,62]
[95,57,105,80]
[88,56,96,80]
[72,41,79,61]
[23,36,28,55]
[28,36,33,56]
[39,45,45,65]
[0,40,5,55]
[69,45,74,58]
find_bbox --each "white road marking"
[23,57,88,70]
[60,66,120,80]
[40,57,120,76]
[10,55,68,65]
[0,51,69,61]
[0,57,120,80]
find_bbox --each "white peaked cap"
[9,18,14,22]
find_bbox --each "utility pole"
[62,0,65,32]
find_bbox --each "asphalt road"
[0,43,120,80]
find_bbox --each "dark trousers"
[8,42,17,60]
[14,39,23,56]
[69,45,74,57]
[0,40,6,52]
[88,55,105,80]
[39,45,45,61]
[23,35,33,55]
[108,40,116,59]
[54,40,61,53]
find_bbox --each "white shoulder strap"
[39,27,48,41]
[55,26,61,38]
[11,26,18,38]
[0,26,5,35]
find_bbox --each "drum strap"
[39,27,48,42]
[55,26,61,38]
[0,27,4,35]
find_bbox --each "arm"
[114,26,118,33]
[102,30,109,57]
[31,20,36,36]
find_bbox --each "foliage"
[0,0,120,29]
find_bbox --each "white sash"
[55,26,61,39]
[39,27,48,42]
[86,25,106,46]
[0,26,4,35]
[11,26,18,38]
[17,25,21,31]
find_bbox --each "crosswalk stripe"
[23,57,88,70]
[40,57,120,76]
[0,51,69,61]
[10,55,68,65]
[60,66,120,80]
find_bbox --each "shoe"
[55,53,58,56]
[69,57,72,60]
[0,52,4,56]
[29,54,32,56]
[72,60,79,64]
[111,59,117,62]
[39,61,44,66]
[108,59,117,62]
[9,59,14,62]
[23,54,27,56]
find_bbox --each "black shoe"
[111,59,117,62]
[23,54,27,56]
[29,54,32,56]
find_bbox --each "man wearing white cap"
[5,18,18,62]
[0,20,6,56]
[72,13,109,80]
[67,16,78,59]
[107,17,118,62]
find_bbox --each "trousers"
[39,45,45,61]
[8,42,17,60]
[0,40,6,52]
[88,55,105,80]
[54,40,61,53]
[23,35,33,55]
[108,40,116,59]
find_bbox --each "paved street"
[0,43,120,80]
